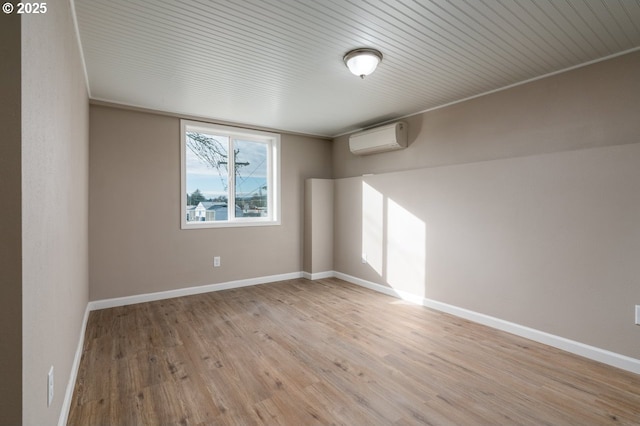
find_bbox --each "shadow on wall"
[362,179,426,300]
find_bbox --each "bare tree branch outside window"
[185,132,234,191]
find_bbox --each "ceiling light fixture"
[343,48,383,79]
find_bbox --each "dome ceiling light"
[343,48,383,79]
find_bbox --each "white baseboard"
[334,271,640,375]
[88,272,304,311]
[58,304,90,426]
[302,271,335,280]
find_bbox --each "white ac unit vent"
[349,122,407,155]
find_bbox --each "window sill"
[181,219,281,230]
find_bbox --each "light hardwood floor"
[68,278,640,425]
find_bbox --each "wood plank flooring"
[68,278,640,425]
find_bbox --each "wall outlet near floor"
[214,256,221,267]
[635,305,640,325]
[47,366,54,407]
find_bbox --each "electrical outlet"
[214,256,221,267]
[635,305,640,325]
[47,366,54,407]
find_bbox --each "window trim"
[180,120,281,229]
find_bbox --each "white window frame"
[181,120,281,229]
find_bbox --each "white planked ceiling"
[74,0,640,137]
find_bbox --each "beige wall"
[89,105,332,300]
[20,1,90,425]
[0,12,22,426]
[332,51,640,359]
[334,52,640,178]
[303,179,334,274]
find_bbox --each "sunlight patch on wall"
[362,182,384,275]
[387,198,426,298]
[361,179,427,301]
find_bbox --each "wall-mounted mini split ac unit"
[349,121,407,155]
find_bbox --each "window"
[181,120,280,229]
